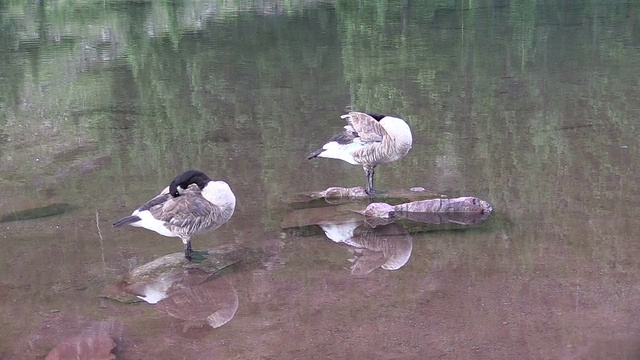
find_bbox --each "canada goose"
[307,111,413,195]
[113,170,236,260]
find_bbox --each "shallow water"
[1,1,640,359]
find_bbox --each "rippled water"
[1,1,640,359]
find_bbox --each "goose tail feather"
[113,215,141,228]
[307,148,325,160]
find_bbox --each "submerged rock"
[315,186,369,199]
[0,203,75,223]
[287,186,443,207]
[101,244,248,328]
[361,203,396,219]
[45,334,116,360]
[124,244,247,289]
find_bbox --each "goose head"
[169,169,212,197]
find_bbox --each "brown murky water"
[1,1,640,359]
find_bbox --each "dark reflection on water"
[287,200,493,275]
[0,203,75,223]
[320,219,414,275]
[1,0,640,359]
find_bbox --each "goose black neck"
[169,169,212,197]
[367,113,388,121]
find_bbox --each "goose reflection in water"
[103,245,246,329]
[281,196,493,275]
[319,220,413,276]
[127,265,239,329]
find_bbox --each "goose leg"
[182,238,193,261]
[364,165,376,195]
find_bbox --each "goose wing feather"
[341,112,388,143]
[150,192,214,227]
[328,129,359,144]
[138,193,172,212]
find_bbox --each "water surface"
[1,1,640,359]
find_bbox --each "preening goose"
[113,170,236,260]
[308,111,413,195]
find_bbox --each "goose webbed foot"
[184,241,193,261]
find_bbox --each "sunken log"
[363,196,493,220]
